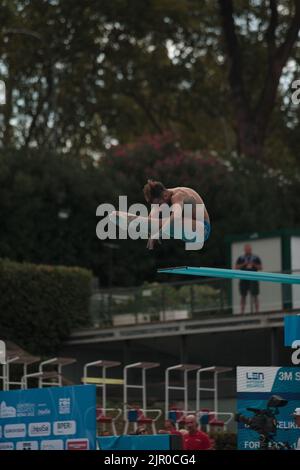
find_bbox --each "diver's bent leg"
[110,211,163,237]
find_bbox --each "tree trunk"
[3,71,13,147]
[235,117,265,161]
[218,0,300,161]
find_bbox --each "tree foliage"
[0,2,300,287]
[1,135,299,287]
[0,0,299,165]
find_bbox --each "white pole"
[165,368,169,420]
[103,366,106,413]
[142,368,146,413]
[123,366,127,419]
[196,370,200,412]
[214,372,218,414]
[184,370,188,413]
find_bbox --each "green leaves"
[0,0,299,163]
[1,136,300,288]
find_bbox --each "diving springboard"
[157,266,300,285]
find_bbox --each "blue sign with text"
[284,315,300,346]
[237,367,300,450]
[0,385,96,450]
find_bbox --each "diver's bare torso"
[168,187,210,223]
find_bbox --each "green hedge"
[0,259,92,354]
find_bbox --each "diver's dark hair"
[143,179,166,202]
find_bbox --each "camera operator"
[236,395,291,450]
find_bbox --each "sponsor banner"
[237,367,278,392]
[4,423,26,438]
[28,422,51,437]
[41,439,64,450]
[16,441,39,450]
[0,442,14,450]
[237,367,300,450]
[0,401,16,418]
[53,420,76,435]
[66,438,89,450]
[0,385,96,450]
[59,398,71,415]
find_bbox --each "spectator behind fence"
[135,425,148,435]
[235,244,262,314]
[183,414,212,450]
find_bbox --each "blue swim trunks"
[182,220,211,243]
[166,220,211,244]
[204,220,211,241]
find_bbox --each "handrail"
[96,407,122,421]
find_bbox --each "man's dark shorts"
[239,280,259,297]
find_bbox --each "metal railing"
[89,268,300,329]
[90,278,230,328]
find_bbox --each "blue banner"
[237,367,300,450]
[97,435,173,450]
[0,385,96,450]
[284,315,300,346]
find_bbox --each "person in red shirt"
[183,414,212,450]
